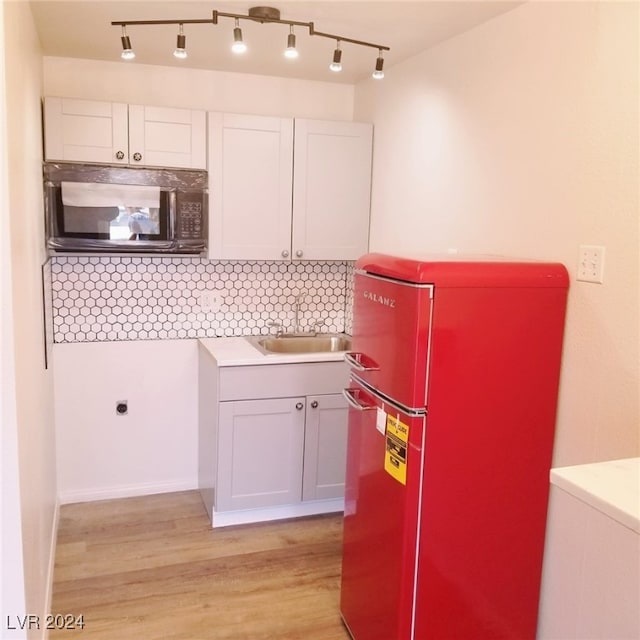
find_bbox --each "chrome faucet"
[267,320,283,337]
[312,319,325,335]
[293,292,305,334]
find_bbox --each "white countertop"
[551,457,640,533]
[198,336,349,367]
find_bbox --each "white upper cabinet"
[292,119,373,261]
[208,112,372,261]
[208,113,294,260]
[128,105,206,169]
[43,97,206,169]
[43,98,128,165]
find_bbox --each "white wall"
[0,4,28,638]
[354,1,639,467]
[43,56,354,120]
[54,340,198,503]
[2,2,57,638]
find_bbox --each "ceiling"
[30,1,523,85]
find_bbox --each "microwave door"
[50,182,175,252]
[49,204,176,252]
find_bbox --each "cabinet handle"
[132,152,142,162]
[295,402,304,410]
[281,250,290,258]
[310,400,318,409]
[295,250,303,258]
[115,150,125,160]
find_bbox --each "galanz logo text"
[363,291,396,308]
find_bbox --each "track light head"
[284,27,298,59]
[329,41,342,72]
[372,49,384,79]
[120,26,135,60]
[173,24,187,59]
[231,19,247,54]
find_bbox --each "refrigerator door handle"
[344,351,381,372]
[343,387,378,411]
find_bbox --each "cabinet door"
[302,393,348,501]
[217,397,305,511]
[128,105,206,169]
[208,112,294,260]
[292,119,372,261]
[43,97,128,164]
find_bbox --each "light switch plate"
[577,245,605,284]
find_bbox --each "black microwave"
[44,163,208,255]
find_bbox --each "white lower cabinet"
[302,394,349,501]
[217,397,305,512]
[198,353,349,526]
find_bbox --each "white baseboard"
[211,498,345,528]
[58,479,197,505]
[43,499,60,640]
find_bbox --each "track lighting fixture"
[231,18,247,54]
[173,24,187,59]
[120,26,135,60]
[329,41,342,72]
[372,49,384,79]
[112,6,389,77]
[284,25,298,59]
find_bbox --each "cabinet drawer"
[219,361,349,401]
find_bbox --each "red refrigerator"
[340,253,569,640]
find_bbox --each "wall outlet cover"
[200,291,222,313]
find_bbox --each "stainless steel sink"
[247,333,352,355]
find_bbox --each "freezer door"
[340,379,426,640]
[348,271,433,409]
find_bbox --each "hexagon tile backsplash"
[50,256,355,344]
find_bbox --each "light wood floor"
[51,491,351,640]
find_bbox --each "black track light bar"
[111,6,390,54]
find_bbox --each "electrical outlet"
[577,245,605,284]
[199,291,222,313]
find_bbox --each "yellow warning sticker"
[384,414,409,485]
